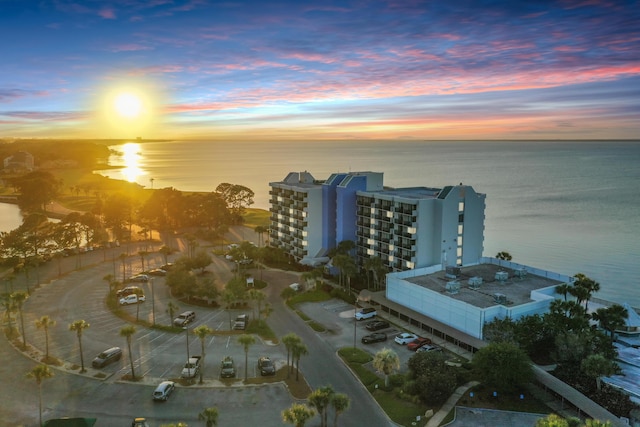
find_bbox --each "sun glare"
[114,92,143,118]
[96,81,163,138]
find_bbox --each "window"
[458,201,465,212]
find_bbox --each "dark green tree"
[472,342,533,393]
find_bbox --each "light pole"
[150,278,155,325]
[184,326,190,360]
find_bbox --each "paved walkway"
[426,381,480,427]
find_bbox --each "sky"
[1,0,639,141]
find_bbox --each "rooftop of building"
[404,262,564,308]
[361,186,442,200]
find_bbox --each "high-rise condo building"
[269,171,486,271]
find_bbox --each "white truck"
[181,356,201,379]
[233,314,248,330]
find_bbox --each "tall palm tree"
[573,273,601,310]
[282,333,302,377]
[193,324,213,384]
[592,304,628,343]
[198,406,219,427]
[238,334,256,380]
[330,392,350,427]
[35,315,56,360]
[120,325,137,379]
[27,364,53,427]
[138,250,149,272]
[372,348,400,387]
[247,289,265,321]
[159,245,173,264]
[282,403,315,427]
[555,283,571,302]
[68,319,90,372]
[11,291,28,349]
[292,341,308,381]
[1,292,16,336]
[308,385,334,427]
[118,252,128,282]
[254,225,267,247]
[166,301,179,327]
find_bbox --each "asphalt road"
[1,235,396,427]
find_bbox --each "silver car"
[152,381,175,401]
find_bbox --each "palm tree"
[282,333,302,377]
[138,250,149,272]
[282,403,315,427]
[372,348,400,387]
[555,283,571,302]
[166,301,179,327]
[120,325,137,379]
[11,291,28,349]
[248,289,265,321]
[261,302,273,323]
[238,334,256,380]
[330,392,350,427]
[1,292,16,336]
[292,341,308,381]
[68,319,90,372]
[35,315,56,360]
[119,252,128,282]
[573,273,601,310]
[308,385,334,427]
[592,304,628,343]
[27,364,53,427]
[193,324,213,384]
[159,245,173,264]
[254,225,267,247]
[198,406,219,427]
[132,287,144,322]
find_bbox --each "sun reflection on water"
[119,143,145,183]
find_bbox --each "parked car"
[258,356,276,376]
[152,380,175,401]
[407,337,432,351]
[354,307,377,320]
[116,286,141,298]
[416,344,442,353]
[220,356,236,378]
[365,320,390,331]
[148,268,167,276]
[173,311,196,327]
[91,347,122,368]
[128,274,149,282]
[160,263,174,271]
[394,332,419,345]
[361,332,387,344]
[119,294,146,305]
[233,314,248,330]
[132,418,149,427]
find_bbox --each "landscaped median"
[337,347,429,426]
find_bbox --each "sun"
[114,92,143,118]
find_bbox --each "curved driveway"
[3,240,395,426]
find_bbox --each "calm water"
[81,140,640,307]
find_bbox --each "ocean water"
[92,139,639,307]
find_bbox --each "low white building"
[382,257,570,341]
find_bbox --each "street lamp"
[150,278,155,325]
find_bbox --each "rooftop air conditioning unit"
[495,271,508,282]
[445,266,461,279]
[468,276,483,289]
[493,293,507,304]
[445,281,460,294]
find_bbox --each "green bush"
[330,288,356,304]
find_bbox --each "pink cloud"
[99,7,116,19]
[108,43,152,52]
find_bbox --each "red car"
[407,337,432,351]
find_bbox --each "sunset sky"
[1,0,639,140]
